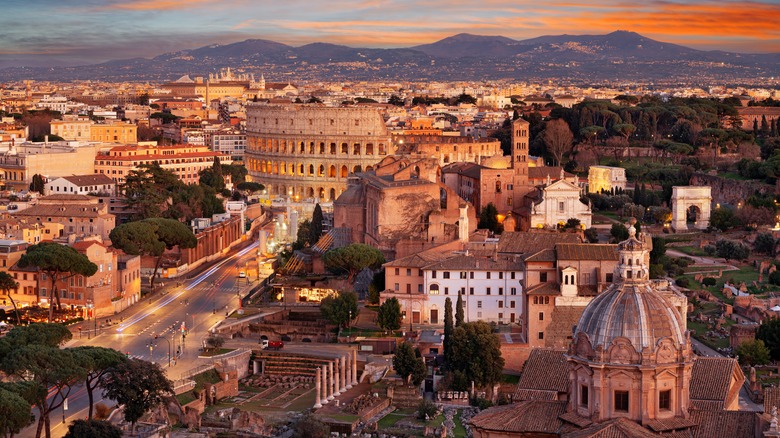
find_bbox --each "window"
[486,272,491,279]
[395,268,400,275]
[581,385,589,407]
[469,272,474,279]
[444,287,449,295]
[540,272,548,282]
[659,390,671,411]
[539,312,544,321]
[499,287,503,295]
[418,284,423,293]
[606,273,614,282]
[533,296,538,304]
[460,271,467,279]
[511,287,517,295]
[469,287,474,295]
[499,272,503,279]
[486,287,491,295]
[430,284,440,295]
[511,272,516,280]
[538,332,544,340]
[394,283,399,291]
[510,301,516,308]
[614,391,629,412]
[406,269,412,276]
[432,271,437,279]
[559,201,565,212]
[498,301,503,308]
[477,301,482,308]
[443,272,450,279]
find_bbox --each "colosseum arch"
[353,143,361,155]
[299,142,305,153]
[329,165,336,178]
[329,188,336,200]
[353,165,362,173]
[318,165,325,176]
[671,186,712,231]
[366,143,374,155]
[308,164,315,176]
[319,142,325,154]
[341,166,348,178]
[341,142,348,154]
[330,143,336,154]
[318,187,325,199]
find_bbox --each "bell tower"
[511,118,530,205]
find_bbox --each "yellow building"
[0,143,100,192]
[50,117,92,141]
[89,121,137,144]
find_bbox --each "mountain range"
[2,31,778,83]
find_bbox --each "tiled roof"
[498,232,580,255]
[13,204,110,219]
[688,409,759,438]
[469,400,566,434]
[690,357,739,402]
[644,417,697,432]
[525,248,556,262]
[516,349,569,394]
[529,166,574,180]
[556,244,618,261]
[764,386,780,413]
[39,194,93,202]
[513,389,558,401]
[545,306,586,349]
[382,248,451,268]
[441,162,484,179]
[559,411,592,428]
[58,174,115,187]
[525,282,560,296]
[563,418,658,438]
[423,254,524,271]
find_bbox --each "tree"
[449,321,504,389]
[444,297,454,368]
[319,291,358,329]
[710,207,741,231]
[758,318,780,360]
[293,219,312,250]
[377,297,402,332]
[63,420,122,438]
[71,347,126,420]
[100,359,173,433]
[0,272,20,325]
[388,94,405,107]
[122,163,181,220]
[754,232,776,256]
[736,339,771,366]
[29,174,45,195]
[322,244,385,283]
[715,239,750,262]
[2,345,85,438]
[110,218,196,291]
[392,342,426,386]
[584,228,599,243]
[310,204,324,245]
[455,294,464,327]
[367,270,384,305]
[650,237,666,265]
[564,218,581,229]
[610,223,629,242]
[236,181,264,196]
[0,386,33,438]
[292,413,329,438]
[199,157,225,191]
[478,203,502,234]
[541,119,574,166]
[17,242,98,322]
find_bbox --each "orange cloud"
[102,0,213,11]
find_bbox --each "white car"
[239,271,247,278]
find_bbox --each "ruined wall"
[689,173,777,206]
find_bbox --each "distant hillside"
[1,31,778,83]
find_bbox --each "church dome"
[575,282,686,353]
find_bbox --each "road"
[20,239,266,438]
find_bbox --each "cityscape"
[2,1,780,437]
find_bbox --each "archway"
[686,205,701,224]
[329,188,336,200]
[671,186,712,231]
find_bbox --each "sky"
[2,0,780,68]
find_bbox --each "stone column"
[314,366,322,408]
[352,349,358,385]
[334,359,342,396]
[346,354,353,390]
[328,362,335,400]
[339,356,347,392]
[321,365,329,404]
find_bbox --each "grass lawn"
[377,412,406,429]
[720,172,750,181]
[674,246,708,257]
[192,368,222,388]
[684,266,729,273]
[687,320,730,350]
[176,391,197,406]
[453,410,467,438]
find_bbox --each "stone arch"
[299,141,305,153]
[366,143,374,155]
[319,142,325,154]
[671,186,711,231]
[309,164,315,176]
[353,165,362,173]
[329,165,336,178]
[341,142,348,154]
[341,165,348,178]
[330,143,337,154]
[329,188,336,200]
[307,187,314,198]
[318,164,325,176]
[318,187,325,198]
[353,143,361,155]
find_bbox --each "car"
[239,271,247,278]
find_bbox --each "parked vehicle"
[261,339,284,350]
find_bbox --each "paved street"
[20,238,267,438]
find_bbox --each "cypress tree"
[444,297,454,368]
[455,293,464,327]
[309,203,324,245]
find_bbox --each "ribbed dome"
[575,282,685,352]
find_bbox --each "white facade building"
[46,174,116,196]
[212,133,246,159]
[529,178,592,229]
[587,165,627,194]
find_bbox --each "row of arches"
[246,159,372,178]
[249,137,387,157]
[270,184,341,201]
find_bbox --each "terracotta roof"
[529,166,574,180]
[513,389,558,401]
[526,282,560,296]
[690,357,740,404]
[498,232,580,255]
[423,254,524,271]
[525,248,556,262]
[441,162,484,179]
[546,306,586,349]
[559,411,592,428]
[688,409,759,438]
[382,248,450,268]
[563,417,658,438]
[644,417,697,432]
[469,400,566,434]
[13,204,110,219]
[57,174,115,187]
[516,349,569,395]
[71,240,107,251]
[764,386,780,413]
[556,244,618,261]
[39,194,93,202]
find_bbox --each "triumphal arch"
[671,186,712,231]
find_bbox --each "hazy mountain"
[1,31,778,83]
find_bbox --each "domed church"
[470,220,769,437]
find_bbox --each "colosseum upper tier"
[245,104,392,201]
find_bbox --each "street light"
[62,397,67,424]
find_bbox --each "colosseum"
[245,104,392,201]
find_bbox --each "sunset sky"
[2,0,780,68]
